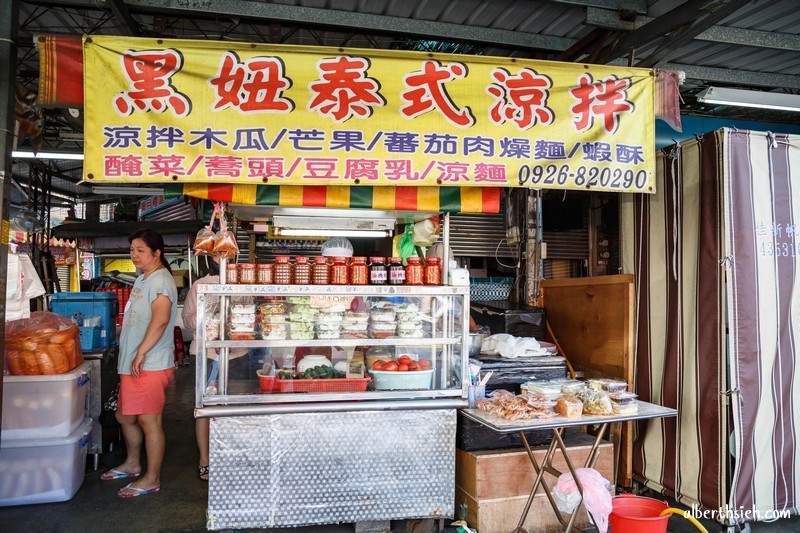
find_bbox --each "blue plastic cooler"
[50,292,118,349]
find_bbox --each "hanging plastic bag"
[412,215,440,247]
[212,202,239,259]
[392,224,418,262]
[193,203,219,256]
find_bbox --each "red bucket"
[609,494,670,532]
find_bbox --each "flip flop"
[117,483,160,499]
[197,465,209,481]
[100,468,141,481]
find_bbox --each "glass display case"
[194,283,470,411]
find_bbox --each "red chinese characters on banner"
[104,155,144,177]
[208,52,294,113]
[113,49,191,117]
[569,73,634,134]
[400,60,475,128]
[486,68,554,130]
[307,56,386,122]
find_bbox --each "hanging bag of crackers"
[192,203,219,256]
[211,202,239,259]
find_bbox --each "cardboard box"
[456,486,593,533]
[455,429,614,533]
[172,269,189,288]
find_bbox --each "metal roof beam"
[604,0,753,63]
[106,0,140,36]
[587,7,800,52]
[118,0,575,52]
[546,0,646,14]
[663,62,800,90]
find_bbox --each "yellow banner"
[84,36,655,193]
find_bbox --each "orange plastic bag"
[5,311,84,375]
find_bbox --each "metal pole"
[0,0,19,439]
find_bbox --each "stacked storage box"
[96,287,131,327]
[50,292,118,349]
[0,363,92,506]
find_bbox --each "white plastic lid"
[3,361,91,383]
[1,417,93,448]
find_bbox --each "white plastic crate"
[2,362,91,439]
[0,417,92,506]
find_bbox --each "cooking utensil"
[467,333,485,358]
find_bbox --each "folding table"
[461,401,678,532]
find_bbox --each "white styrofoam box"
[0,417,92,506]
[2,362,91,439]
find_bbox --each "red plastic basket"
[273,377,371,393]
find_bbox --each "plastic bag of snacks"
[193,227,216,256]
[4,311,84,375]
[211,202,239,259]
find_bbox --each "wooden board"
[456,430,614,500]
[541,274,635,486]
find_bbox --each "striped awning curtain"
[722,129,800,522]
[621,132,728,515]
[622,128,800,525]
[164,184,501,214]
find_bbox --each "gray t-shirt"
[118,268,178,374]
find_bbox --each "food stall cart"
[196,263,470,527]
[81,34,656,528]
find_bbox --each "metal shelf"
[206,337,461,349]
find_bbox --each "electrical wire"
[494,238,518,269]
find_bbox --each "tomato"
[418,359,432,370]
[408,361,420,371]
[398,363,409,372]
[372,360,385,370]
[398,355,412,365]
[383,361,399,371]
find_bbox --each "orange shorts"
[118,369,174,416]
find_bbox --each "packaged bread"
[554,395,583,418]
[4,311,84,375]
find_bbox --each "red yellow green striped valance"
[164,184,500,214]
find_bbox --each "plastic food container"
[521,381,562,398]
[258,302,286,314]
[603,380,628,392]
[609,391,638,405]
[1,362,91,439]
[396,324,423,338]
[256,371,275,393]
[368,369,434,390]
[297,355,333,372]
[259,324,287,340]
[289,322,315,340]
[369,310,396,322]
[0,417,92,506]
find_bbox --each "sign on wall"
[84,36,655,193]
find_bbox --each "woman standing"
[101,229,177,499]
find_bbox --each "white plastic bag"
[551,468,612,533]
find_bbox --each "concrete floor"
[1,360,798,533]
